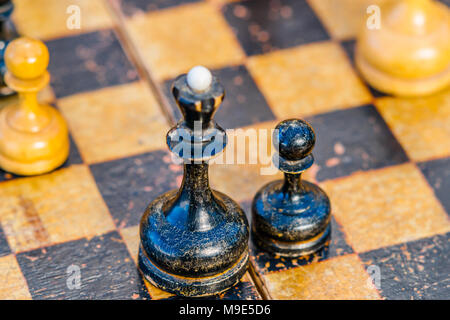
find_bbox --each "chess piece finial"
[0,37,69,175]
[356,0,450,97]
[186,65,212,93]
[139,66,249,297]
[251,119,331,257]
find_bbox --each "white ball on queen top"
[186,65,212,93]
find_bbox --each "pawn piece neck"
[168,162,218,232]
[282,171,304,195]
[4,37,50,132]
[277,155,314,202]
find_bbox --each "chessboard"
[0,0,449,300]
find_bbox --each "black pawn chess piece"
[138,66,249,297]
[251,119,331,257]
[0,0,17,97]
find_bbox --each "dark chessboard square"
[46,30,139,98]
[250,216,353,274]
[163,65,275,129]
[0,225,11,257]
[222,0,330,56]
[0,169,19,183]
[340,39,356,63]
[360,232,450,300]
[62,134,83,167]
[305,105,409,181]
[118,0,201,16]
[16,231,149,300]
[340,40,387,98]
[90,150,182,228]
[418,157,450,216]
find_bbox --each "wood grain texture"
[322,164,450,253]
[0,0,448,300]
[247,42,372,118]
[222,0,330,55]
[16,231,148,299]
[360,232,450,299]
[46,29,139,98]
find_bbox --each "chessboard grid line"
[13,253,34,299]
[11,253,32,299]
[94,4,179,290]
[116,228,152,299]
[0,166,118,252]
[105,0,177,127]
[2,21,125,241]
[110,0,249,124]
[373,95,450,166]
[43,0,442,190]
[76,113,159,303]
[0,7,109,276]
[252,252,384,299]
[242,158,450,271]
[416,154,450,164]
[305,0,336,41]
[106,0,274,299]
[5,159,442,295]
[318,160,450,233]
[104,0,386,133]
[57,0,450,301]
[333,38,423,181]
[353,252,384,299]
[2,0,448,300]
[370,95,450,219]
[248,259,272,300]
[76,0,447,299]
[413,162,450,220]
[332,16,450,219]
[1,249,31,299]
[112,0,450,225]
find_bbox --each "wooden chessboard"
[1,0,449,300]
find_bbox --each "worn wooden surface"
[0,0,449,300]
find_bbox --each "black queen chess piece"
[138,66,249,297]
[251,119,331,257]
[0,0,18,97]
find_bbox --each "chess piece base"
[252,180,331,257]
[0,104,69,175]
[139,189,249,297]
[139,247,248,297]
[252,224,331,257]
[356,50,450,97]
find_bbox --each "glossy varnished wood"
[356,0,450,96]
[0,37,69,175]
[138,72,249,297]
[252,119,331,257]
